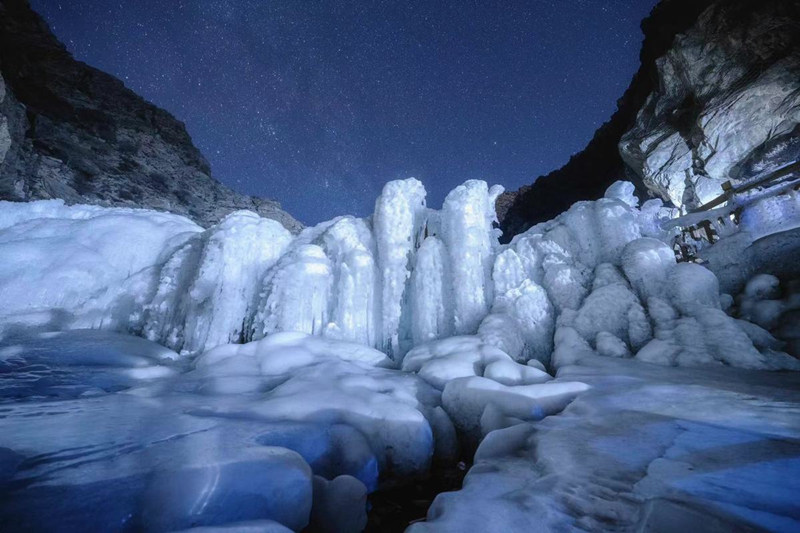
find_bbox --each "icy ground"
[2,331,799,532]
[413,355,800,532]
[1,179,799,531]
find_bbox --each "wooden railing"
[690,160,800,213]
[670,159,800,262]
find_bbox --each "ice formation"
[3,177,798,369]
[2,176,800,531]
[374,178,427,357]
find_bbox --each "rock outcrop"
[0,0,301,232]
[499,0,799,240]
[620,0,800,210]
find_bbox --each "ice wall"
[2,178,798,371]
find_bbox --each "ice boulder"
[478,312,525,363]
[604,180,639,207]
[743,273,782,301]
[401,335,549,391]
[573,280,641,346]
[595,198,642,264]
[492,280,555,364]
[441,376,589,445]
[621,237,676,300]
[668,263,721,315]
[492,248,527,298]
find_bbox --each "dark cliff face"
[0,0,301,232]
[497,0,715,241]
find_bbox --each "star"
[30,0,658,224]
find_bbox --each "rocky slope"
[498,0,799,240]
[0,0,301,232]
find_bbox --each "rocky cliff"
[0,0,301,232]
[498,0,799,240]
[620,0,800,209]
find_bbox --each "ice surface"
[0,331,314,531]
[170,521,293,533]
[0,330,444,530]
[411,356,800,533]
[0,329,179,401]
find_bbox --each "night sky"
[32,0,658,225]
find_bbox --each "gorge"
[1,0,799,532]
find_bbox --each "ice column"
[180,211,292,354]
[373,179,427,357]
[410,236,452,346]
[441,180,501,335]
[318,216,380,347]
[252,244,333,338]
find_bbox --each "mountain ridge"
[0,0,302,232]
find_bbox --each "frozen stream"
[2,330,799,532]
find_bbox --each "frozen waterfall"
[1,178,798,371]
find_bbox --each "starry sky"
[32,0,658,225]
